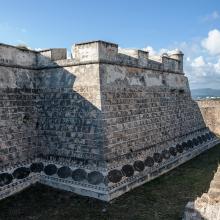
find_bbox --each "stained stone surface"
[197,100,220,136]
[122,165,134,177]
[133,160,145,172]
[144,156,155,167]
[72,169,87,182]
[57,166,72,179]
[13,167,30,179]
[30,162,44,173]
[107,170,123,183]
[87,171,104,185]
[44,164,57,176]
[0,173,13,186]
[0,40,219,201]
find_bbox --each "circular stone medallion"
[30,162,44,173]
[121,165,134,177]
[44,164,57,176]
[0,173,13,186]
[169,147,177,156]
[202,135,207,142]
[144,157,154,167]
[72,169,87,182]
[57,166,72,179]
[153,153,163,163]
[107,170,123,183]
[182,142,189,151]
[198,136,203,144]
[193,138,199,146]
[133,160,145,172]
[87,171,104,185]
[187,140,193,148]
[176,144,183,153]
[13,167,30,179]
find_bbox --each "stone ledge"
[0,137,218,202]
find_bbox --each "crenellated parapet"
[0,39,218,202]
[72,40,184,74]
[0,43,37,68]
[0,43,67,69]
[0,40,184,74]
[73,40,118,63]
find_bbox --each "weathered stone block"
[0,40,219,202]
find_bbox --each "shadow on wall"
[34,54,106,169]
[0,51,106,187]
[0,49,219,205]
[6,50,218,186]
[197,99,220,137]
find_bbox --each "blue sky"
[0,0,220,89]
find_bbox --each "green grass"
[1,145,220,220]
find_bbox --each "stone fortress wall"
[197,100,220,136]
[183,99,220,220]
[0,40,219,201]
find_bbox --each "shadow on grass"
[0,144,220,220]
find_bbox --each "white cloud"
[144,30,220,89]
[202,29,220,54]
[143,46,179,57]
[186,57,191,62]
[67,50,71,59]
[34,48,43,51]
[214,58,220,73]
[191,56,205,67]
[185,54,220,88]
[143,46,157,55]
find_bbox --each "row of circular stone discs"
[0,132,215,187]
[107,132,214,183]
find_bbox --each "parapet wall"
[0,43,37,68]
[73,40,184,73]
[0,40,218,201]
[0,41,184,73]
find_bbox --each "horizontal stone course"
[0,40,219,201]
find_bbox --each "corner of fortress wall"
[0,40,219,201]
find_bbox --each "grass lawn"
[0,144,220,220]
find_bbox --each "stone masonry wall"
[0,45,40,167]
[99,62,217,200]
[197,100,220,136]
[183,99,220,219]
[0,45,43,199]
[0,40,219,201]
[100,64,203,162]
[36,65,104,162]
